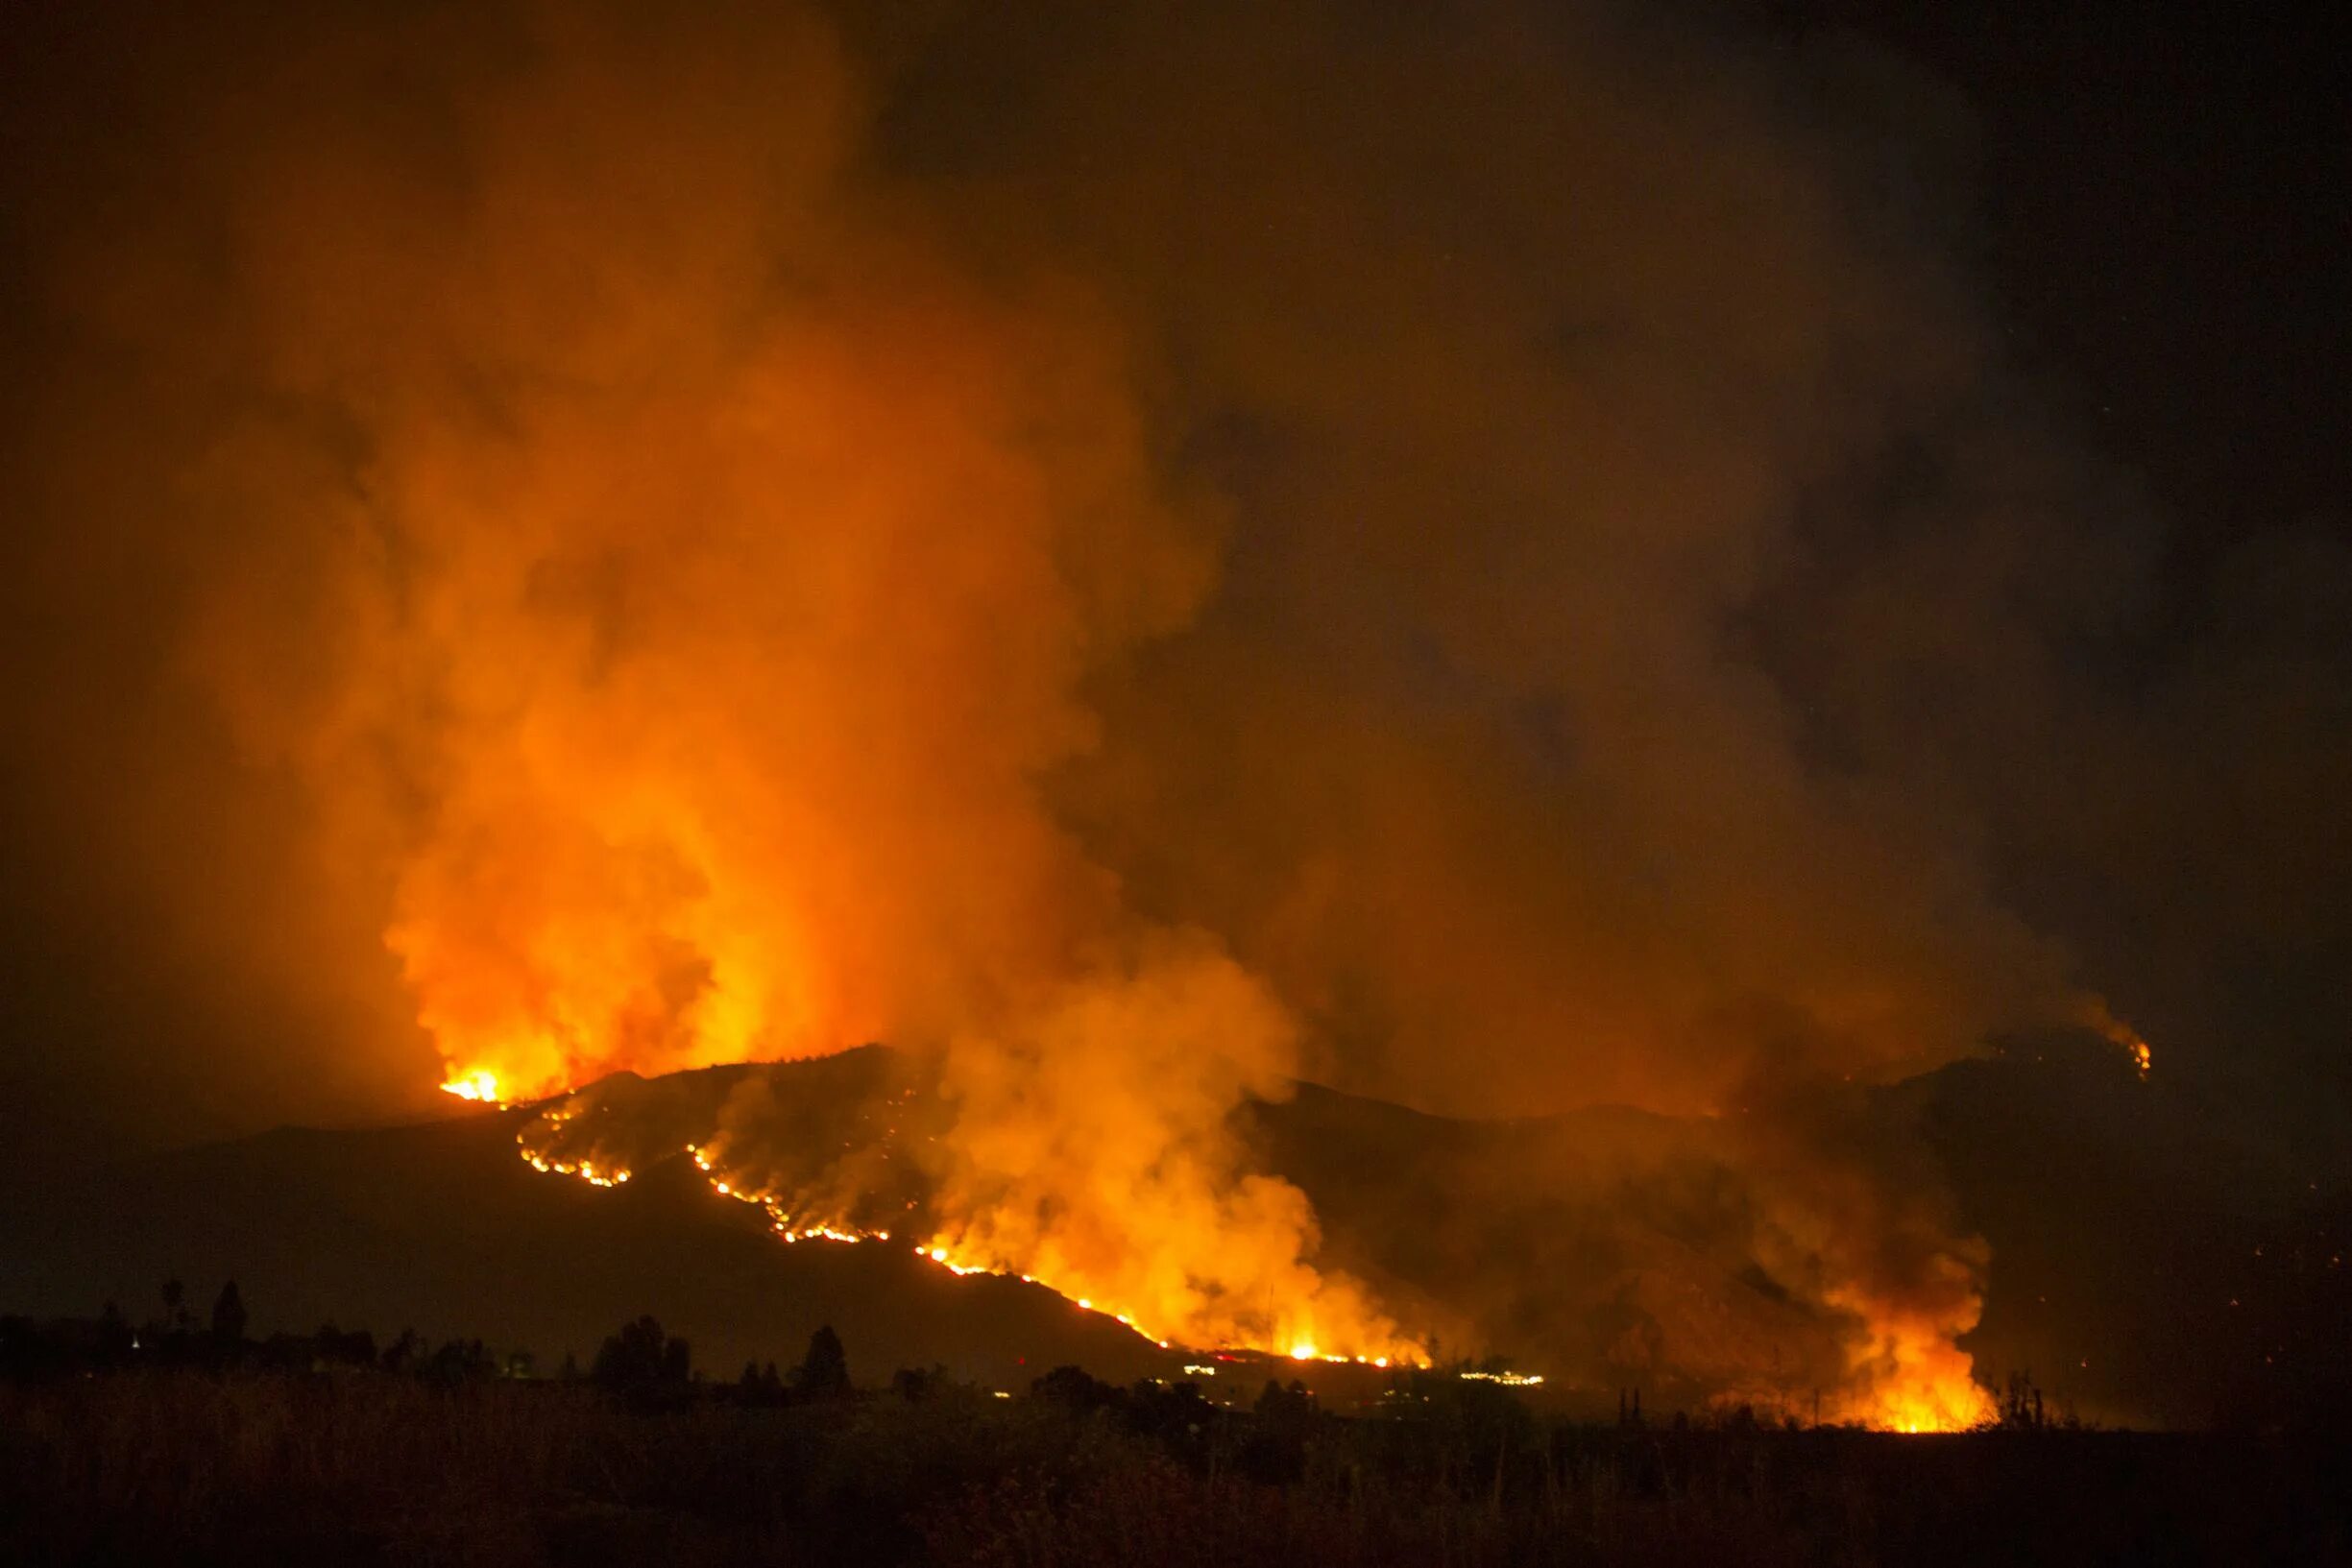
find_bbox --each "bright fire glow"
[440,1071,504,1104]
[496,1073,2019,1420]
[1836,1336,1994,1433]
[503,1108,2022,1428]
[2087,1002,2156,1081]
[494,1068,2033,1423]
[511,1094,1430,1368]
[450,940,1425,1365]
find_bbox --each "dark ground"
[1,1362,2344,1568]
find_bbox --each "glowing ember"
[2087,1002,2156,1080]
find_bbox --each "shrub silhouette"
[1031,1363,1113,1411]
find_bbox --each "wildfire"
[2117,1029,2154,1079]
[510,1081,1427,1368]
[902,1230,1411,1363]
[2097,1021,2154,1081]
[440,1071,505,1105]
[1865,1381,1989,1435]
[2085,1002,2155,1080]
[107,0,2170,1455]
[489,1060,2030,1426]
[505,1094,2015,1430]
[1835,1331,1995,1433]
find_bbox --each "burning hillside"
[506,1048,1418,1366]
[478,1048,2126,1428]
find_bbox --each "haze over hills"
[0,1041,2328,1427]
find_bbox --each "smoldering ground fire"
[0,0,2189,1430]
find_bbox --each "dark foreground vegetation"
[3,1297,2346,1566]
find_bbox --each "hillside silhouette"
[2,1039,2327,1426]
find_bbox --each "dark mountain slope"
[0,1095,1171,1387]
[3,1036,2321,1426]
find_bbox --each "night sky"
[1854,5,2349,1148]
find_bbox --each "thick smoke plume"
[0,0,2178,1414]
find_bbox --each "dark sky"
[1766,3,2352,1047]
[1844,5,2350,1144]
[0,0,2343,1193]
[1824,6,2344,554]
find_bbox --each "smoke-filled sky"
[0,0,2342,1277]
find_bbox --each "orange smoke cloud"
[924,935,1413,1358]
[173,21,1178,1081]
[142,0,1398,1363]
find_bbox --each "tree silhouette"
[1992,1370,2055,1432]
[1031,1364,1112,1410]
[892,1363,949,1402]
[209,1281,247,1344]
[1254,1377,1318,1433]
[382,1328,422,1372]
[96,1300,132,1360]
[794,1324,850,1399]
[593,1315,679,1390]
[1240,1378,1316,1484]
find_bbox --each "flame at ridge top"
[440,1070,506,1104]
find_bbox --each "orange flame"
[507,1054,1427,1366]
[439,1071,505,1105]
[2081,999,2155,1080]
[1844,1346,1994,1433]
[1819,1279,1996,1432]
